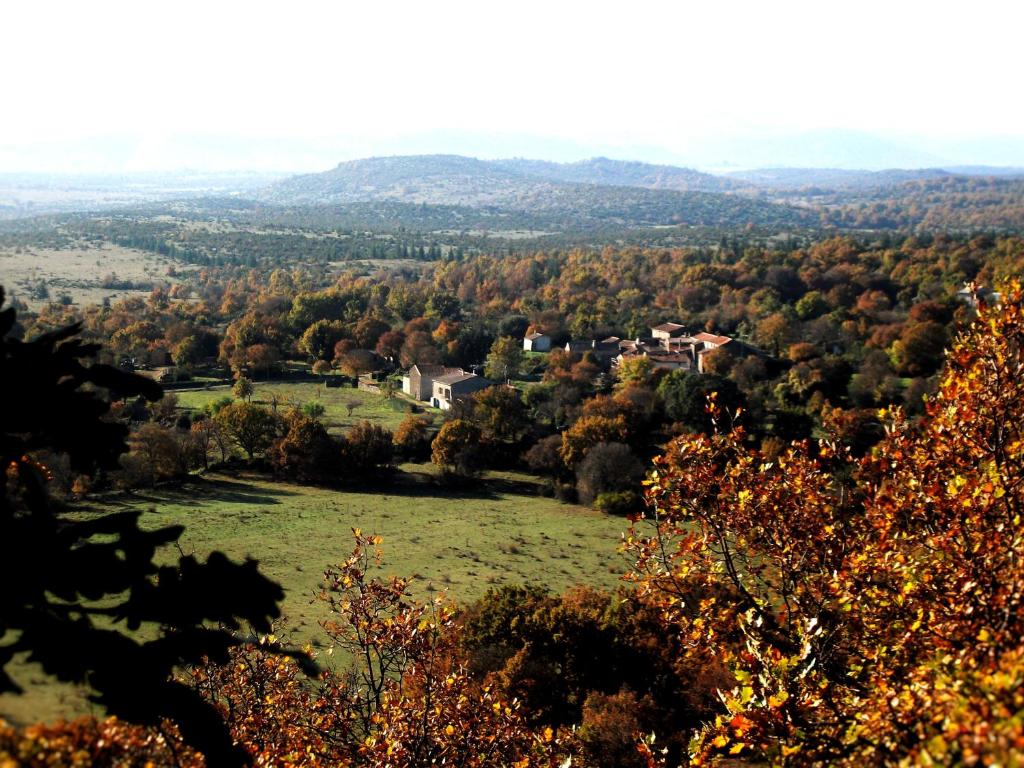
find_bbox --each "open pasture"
[0,469,629,724]
[0,241,184,308]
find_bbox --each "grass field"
[0,467,631,724]
[0,242,189,308]
[175,381,438,434]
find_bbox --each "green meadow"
[0,467,630,725]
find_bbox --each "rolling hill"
[257,154,809,231]
[725,167,955,191]
[492,156,746,192]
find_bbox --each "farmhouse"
[431,371,494,410]
[693,336,763,373]
[650,322,688,341]
[692,331,732,349]
[402,364,462,401]
[563,338,620,366]
[642,349,696,372]
[523,331,552,352]
[613,321,766,374]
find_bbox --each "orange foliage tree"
[188,531,578,767]
[627,283,1024,765]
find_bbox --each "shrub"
[269,415,340,482]
[574,442,644,506]
[560,415,629,468]
[523,434,565,478]
[432,420,483,476]
[213,402,283,460]
[301,401,326,420]
[344,420,394,476]
[593,490,640,515]
[394,414,432,461]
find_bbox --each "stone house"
[402,364,462,401]
[431,372,493,410]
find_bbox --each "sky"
[2,0,1022,172]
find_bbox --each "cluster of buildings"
[401,321,762,411]
[525,322,762,374]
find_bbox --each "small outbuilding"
[523,332,552,352]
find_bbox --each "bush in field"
[393,414,432,461]
[124,422,186,487]
[301,401,326,420]
[593,490,641,515]
[431,419,483,476]
[343,420,394,476]
[523,434,566,479]
[574,441,644,506]
[269,413,340,482]
[213,401,283,459]
[232,375,254,402]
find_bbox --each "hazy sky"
[2,0,1022,171]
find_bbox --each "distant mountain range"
[259,154,745,207]
[5,154,1024,235]
[726,166,1024,191]
[249,154,1024,233]
[491,157,745,192]
[255,154,804,231]
[725,167,953,191]
[261,154,1024,206]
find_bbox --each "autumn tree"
[269,412,340,482]
[469,384,529,443]
[317,532,577,766]
[375,329,405,362]
[298,319,348,362]
[399,331,441,369]
[352,316,391,350]
[125,422,182,487]
[523,434,566,480]
[232,375,254,402]
[190,414,222,469]
[172,335,206,369]
[628,281,1024,766]
[245,343,281,379]
[889,320,949,377]
[615,355,655,389]
[0,717,200,766]
[393,414,432,461]
[336,348,378,377]
[0,288,295,766]
[575,441,644,507]
[657,370,744,434]
[560,414,629,468]
[214,401,282,459]
[343,421,394,477]
[190,640,353,767]
[431,419,483,476]
[484,336,524,382]
[459,584,709,764]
